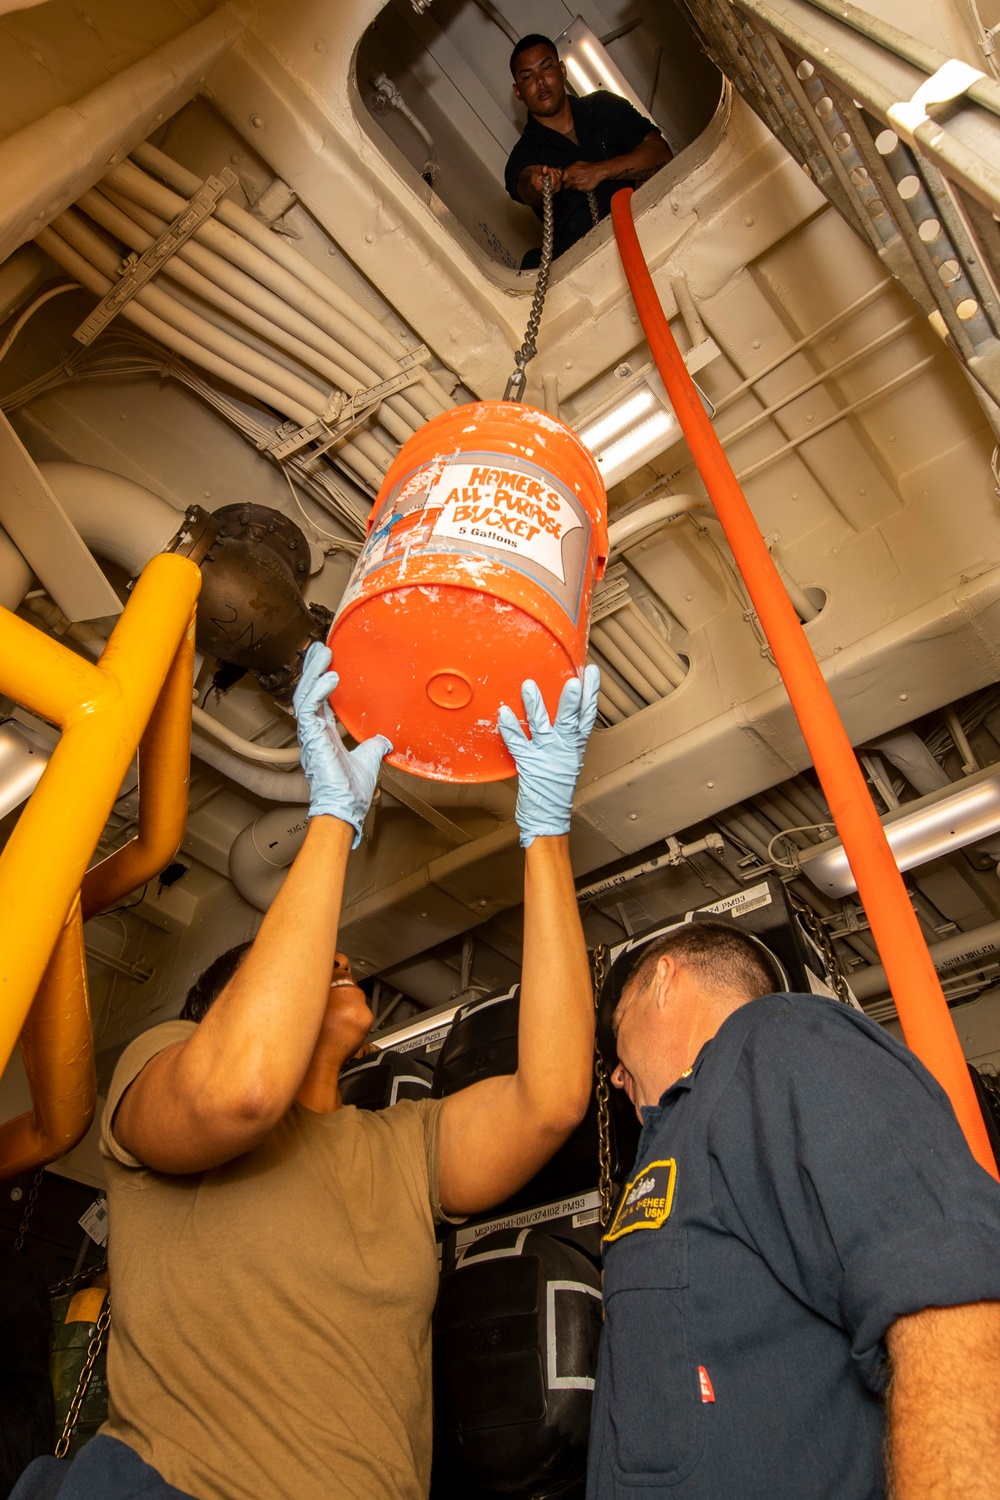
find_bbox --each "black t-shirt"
[504,91,656,260]
[586,993,1000,1499]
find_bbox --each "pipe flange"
[212,503,312,582]
[164,504,220,567]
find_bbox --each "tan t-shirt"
[99,1020,446,1500]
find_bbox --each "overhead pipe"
[191,706,301,766]
[607,493,703,553]
[35,227,314,429]
[113,154,434,433]
[851,919,1000,1001]
[0,902,96,1179]
[190,728,310,802]
[37,462,181,573]
[34,216,389,491]
[611,187,997,1176]
[229,805,309,912]
[81,601,197,920]
[78,189,360,390]
[18,466,319,779]
[84,185,416,447]
[870,732,950,796]
[370,74,438,184]
[0,525,32,610]
[36,221,383,493]
[0,554,199,1080]
[50,208,333,422]
[129,143,452,419]
[0,0,251,263]
[231,777,519,913]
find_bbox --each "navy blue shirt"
[504,92,656,261]
[586,994,1000,1499]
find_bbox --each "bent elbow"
[209,1077,286,1139]
[538,1081,593,1140]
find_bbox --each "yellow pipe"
[0,900,96,1177]
[82,613,196,920]
[0,607,104,727]
[0,553,201,1078]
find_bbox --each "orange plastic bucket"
[327,401,608,781]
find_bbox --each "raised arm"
[438,670,599,1216]
[886,1301,1000,1498]
[114,646,390,1174]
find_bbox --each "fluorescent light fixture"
[799,765,1000,898]
[575,366,713,490]
[579,387,657,452]
[0,720,51,819]
[555,16,656,124]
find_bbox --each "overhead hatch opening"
[354,0,722,272]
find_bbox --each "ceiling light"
[578,387,657,452]
[555,17,656,123]
[597,410,678,483]
[575,367,713,490]
[799,765,1000,897]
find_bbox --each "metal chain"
[48,1257,108,1300]
[54,1292,111,1459]
[591,944,615,1228]
[586,189,600,228]
[792,896,853,1005]
[11,1168,44,1253]
[504,173,555,402]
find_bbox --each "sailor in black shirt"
[504,35,672,268]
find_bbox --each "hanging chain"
[586,189,600,228]
[11,1168,44,1254]
[54,1292,111,1459]
[792,896,853,1006]
[504,173,555,402]
[48,1257,108,1300]
[591,944,615,1228]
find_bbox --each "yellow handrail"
[0,553,201,1177]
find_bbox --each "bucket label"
[336,451,593,626]
[427,461,582,583]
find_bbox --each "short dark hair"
[180,941,253,1023]
[510,34,559,77]
[625,919,783,1002]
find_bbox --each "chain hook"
[503,365,527,402]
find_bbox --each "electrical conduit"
[611,187,997,1176]
[82,185,416,446]
[34,222,386,492]
[105,156,436,435]
[130,143,452,417]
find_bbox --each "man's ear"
[653,954,677,1011]
[512,80,523,104]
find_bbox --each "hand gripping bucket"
[327,402,608,781]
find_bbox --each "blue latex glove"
[497,666,601,847]
[293,643,392,847]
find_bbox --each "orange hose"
[612,187,996,1176]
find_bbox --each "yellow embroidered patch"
[604,1158,677,1243]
